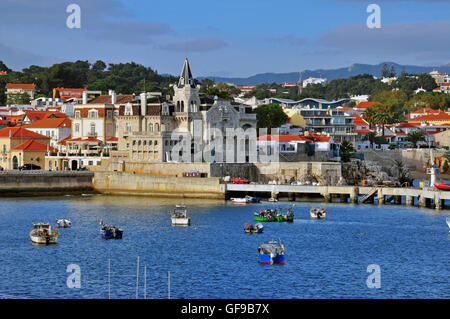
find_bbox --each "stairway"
[361,187,378,203]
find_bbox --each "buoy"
[244,222,250,229]
[33,274,36,277]
[362,233,366,236]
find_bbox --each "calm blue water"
[0,195,448,299]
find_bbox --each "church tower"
[173,58,201,113]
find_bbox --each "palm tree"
[406,130,425,148]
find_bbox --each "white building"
[303,77,327,87]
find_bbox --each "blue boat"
[258,240,285,264]
[98,219,123,239]
[244,222,264,234]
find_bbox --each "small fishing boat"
[258,240,285,264]
[55,219,72,228]
[247,195,261,203]
[310,207,327,219]
[98,219,123,239]
[30,223,59,245]
[446,217,450,231]
[434,183,450,191]
[231,197,249,204]
[171,205,191,226]
[268,197,278,202]
[244,222,264,234]
[254,208,294,222]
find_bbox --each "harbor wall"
[0,171,94,196]
[361,149,445,171]
[93,171,225,199]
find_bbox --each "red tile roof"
[24,117,71,129]
[88,94,135,104]
[351,114,369,126]
[57,136,72,145]
[411,112,450,121]
[12,140,56,152]
[107,137,118,142]
[397,122,420,128]
[0,126,49,139]
[411,107,439,114]
[24,110,67,122]
[6,83,35,90]
[355,129,373,134]
[354,101,377,109]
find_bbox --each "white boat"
[30,223,59,245]
[231,197,249,204]
[446,217,450,231]
[55,219,72,228]
[171,205,191,226]
[268,197,278,202]
[310,207,327,219]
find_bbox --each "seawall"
[93,171,225,199]
[0,171,94,196]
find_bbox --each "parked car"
[231,177,250,184]
[18,164,41,170]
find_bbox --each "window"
[107,110,113,118]
[75,111,81,118]
[125,103,133,115]
[90,123,96,135]
[148,123,153,132]
[133,140,136,146]
[75,123,80,133]
[88,110,98,118]
[155,123,160,132]
[154,141,158,146]
[143,141,147,146]
[149,140,153,146]
[126,123,131,133]
[138,140,141,146]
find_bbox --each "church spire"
[178,58,195,88]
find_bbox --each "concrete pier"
[226,183,450,210]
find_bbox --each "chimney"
[82,91,87,104]
[140,92,147,116]
[111,90,116,104]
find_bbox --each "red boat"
[434,183,450,190]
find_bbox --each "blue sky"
[0,0,449,77]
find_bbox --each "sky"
[0,0,449,77]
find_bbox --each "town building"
[5,83,36,103]
[24,117,72,148]
[0,126,51,170]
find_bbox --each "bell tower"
[173,58,201,113]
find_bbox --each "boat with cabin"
[171,205,191,226]
[30,223,59,245]
[258,240,285,264]
[98,219,123,239]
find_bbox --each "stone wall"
[93,171,225,199]
[0,171,94,196]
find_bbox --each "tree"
[255,103,288,134]
[340,140,354,162]
[381,64,390,78]
[443,160,449,173]
[374,136,388,148]
[406,130,425,148]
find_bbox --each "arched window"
[138,140,141,146]
[155,123,159,132]
[149,123,153,132]
[181,101,184,112]
[177,101,180,112]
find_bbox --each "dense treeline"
[0,60,178,104]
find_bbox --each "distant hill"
[198,62,450,85]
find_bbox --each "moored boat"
[171,205,191,226]
[231,197,249,204]
[258,240,285,264]
[434,183,450,191]
[254,208,294,222]
[244,222,264,234]
[268,197,278,202]
[446,217,450,231]
[99,219,123,239]
[55,219,72,228]
[30,223,59,245]
[310,207,327,219]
